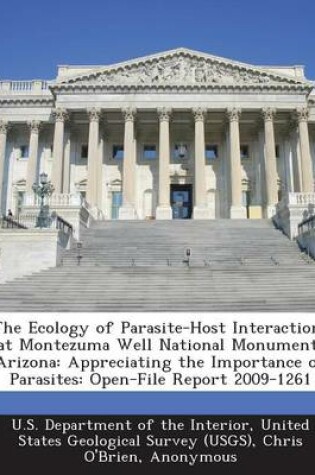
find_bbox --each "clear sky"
[1,0,314,80]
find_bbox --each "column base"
[193,206,215,219]
[119,205,137,220]
[230,206,247,219]
[156,206,172,220]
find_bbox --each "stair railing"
[0,215,27,229]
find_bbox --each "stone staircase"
[0,219,315,311]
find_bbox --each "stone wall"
[0,229,64,283]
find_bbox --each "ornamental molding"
[0,97,54,107]
[87,107,102,122]
[0,120,9,134]
[262,107,276,121]
[226,107,241,122]
[193,107,207,122]
[27,120,42,133]
[122,107,137,122]
[51,48,313,95]
[295,106,309,122]
[157,107,172,121]
[52,108,69,123]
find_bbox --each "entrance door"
[111,191,122,219]
[170,185,192,219]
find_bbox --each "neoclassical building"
[0,47,315,222]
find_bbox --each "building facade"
[0,48,315,221]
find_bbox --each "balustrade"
[0,80,51,93]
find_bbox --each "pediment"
[52,48,313,93]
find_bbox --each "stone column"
[227,108,246,219]
[283,136,294,192]
[287,119,302,192]
[262,108,278,216]
[0,121,9,213]
[119,107,137,219]
[156,107,172,219]
[283,124,295,193]
[251,131,263,215]
[62,131,71,194]
[296,107,314,192]
[97,125,105,212]
[193,108,212,219]
[86,108,101,207]
[26,121,41,194]
[51,108,68,193]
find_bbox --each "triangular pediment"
[53,48,312,93]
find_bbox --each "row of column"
[0,106,314,216]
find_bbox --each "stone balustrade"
[25,192,82,207]
[287,192,315,206]
[0,80,52,94]
[275,192,315,239]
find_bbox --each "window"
[19,145,29,159]
[49,145,53,158]
[81,144,88,159]
[205,145,218,160]
[174,144,188,160]
[112,145,124,160]
[275,145,280,159]
[143,145,157,160]
[240,145,249,160]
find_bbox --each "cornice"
[0,96,54,107]
[51,83,311,95]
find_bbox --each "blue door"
[111,191,122,219]
[171,185,192,219]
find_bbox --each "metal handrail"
[298,215,315,235]
[55,215,73,234]
[0,215,27,229]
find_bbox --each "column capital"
[27,120,42,134]
[157,107,172,122]
[295,106,309,123]
[87,107,102,122]
[262,107,276,122]
[52,108,69,123]
[226,107,241,122]
[122,107,137,122]
[0,120,9,135]
[193,107,207,122]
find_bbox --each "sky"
[1,0,315,80]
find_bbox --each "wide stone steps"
[0,219,314,311]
